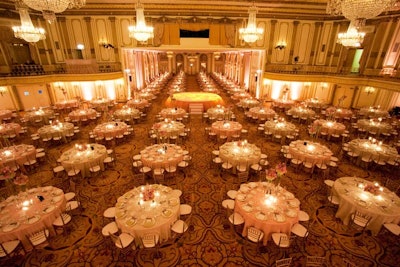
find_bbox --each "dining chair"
[298,210,310,222]
[0,239,25,258]
[27,228,50,249]
[236,171,249,184]
[109,231,135,257]
[275,257,292,267]
[271,233,295,256]
[103,155,116,169]
[247,227,264,250]
[89,161,102,177]
[349,210,372,233]
[141,232,160,257]
[305,256,326,266]
[382,223,400,236]
[52,211,72,235]
[226,190,238,200]
[171,215,191,236]
[291,221,309,244]
[103,206,116,224]
[102,221,119,237]
[179,204,192,216]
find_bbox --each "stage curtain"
[161,23,180,45]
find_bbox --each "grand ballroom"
[0,0,399,266]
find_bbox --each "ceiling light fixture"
[337,21,366,47]
[327,0,397,27]
[22,0,86,24]
[128,0,154,44]
[239,3,264,44]
[12,5,46,43]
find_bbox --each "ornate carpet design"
[0,75,399,267]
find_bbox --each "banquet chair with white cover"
[275,257,292,267]
[103,206,116,224]
[27,228,50,249]
[179,204,192,216]
[0,239,24,258]
[298,210,310,222]
[271,233,295,256]
[291,222,309,245]
[382,223,400,236]
[52,209,72,235]
[305,256,326,266]
[171,214,191,238]
[141,232,160,257]
[236,171,249,184]
[227,190,238,199]
[103,154,116,169]
[89,161,102,177]
[101,221,118,237]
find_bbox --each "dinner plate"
[142,217,156,228]
[236,194,246,201]
[125,218,137,227]
[52,189,63,196]
[288,199,300,208]
[27,215,41,224]
[248,182,257,188]
[52,195,63,203]
[274,213,286,222]
[162,209,173,217]
[169,198,179,206]
[284,192,294,200]
[242,204,253,212]
[116,211,126,219]
[255,212,267,221]
[43,205,55,213]
[240,185,249,193]
[286,209,297,218]
[2,222,19,232]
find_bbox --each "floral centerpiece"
[363,182,383,196]
[0,166,16,180]
[266,162,287,185]
[142,186,155,201]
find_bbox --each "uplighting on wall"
[0,87,7,96]
[365,86,375,95]
[275,42,286,50]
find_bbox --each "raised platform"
[165,92,224,112]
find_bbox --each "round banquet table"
[304,98,326,109]
[113,108,141,121]
[239,98,260,109]
[0,110,13,121]
[90,98,113,110]
[93,122,128,138]
[235,182,300,245]
[211,121,242,139]
[54,100,79,110]
[273,99,295,109]
[356,119,393,135]
[127,99,149,109]
[59,143,107,178]
[115,184,181,246]
[358,107,389,118]
[332,177,400,235]
[325,107,353,119]
[247,107,276,120]
[68,109,97,121]
[37,122,74,142]
[207,106,232,120]
[264,120,297,136]
[159,108,187,120]
[289,140,332,165]
[0,123,21,137]
[219,141,261,168]
[232,92,252,101]
[287,107,315,119]
[165,92,224,111]
[0,144,36,169]
[347,139,399,163]
[152,121,185,138]
[140,144,185,169]
[137,92,155,100]
[25,109,54,124]
[0,186,66,250]
[312,119,346,135]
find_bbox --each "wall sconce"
[0,87,7,96]
[365,86,375,95]
[275,42,286,50]
[77,44,84,50]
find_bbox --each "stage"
[165,92,225,111]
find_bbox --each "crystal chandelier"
[337,21,366,47]
[22,0,86,23]
[128,0,154,43]
[327,0,398,27]
[12,6,46,43]
[239,4,264,44]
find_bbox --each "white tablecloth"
[358,107,388,118]
[0,145,36,169]
[219,141,261,168]
[0,123,21,137]
[93,122,128,138]
[25,109,54,124]
[113,108,141,121]
[264,121,297,136]
[333,177,400,235]
[325,107,353,119]
[347,139,398,163]
[289,140,332,165]
[127,99,149,109]
[247,107,276,120]
[37,122,74,141]
[60,143,107,178]
[115,184,180,246]
[239,98,260,109]
[152,121,185,138]
[140,144,184,169]
[313,119,346,135]
[287,107,315,119]
[211,121,242,138]
[357,119,393,135]
[68,109,97,121]
[159,108,187,120]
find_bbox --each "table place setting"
[219,140,261,168]
[115,184,180,244]
[140,144,184,169]
[333,177,400,234]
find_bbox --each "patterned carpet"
[0,74,399,267]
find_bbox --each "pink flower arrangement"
[0,166,15,180]
[142,187,155,201]
[364,183,381,196]
[14,174,29,186]
[266,163,287,182]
